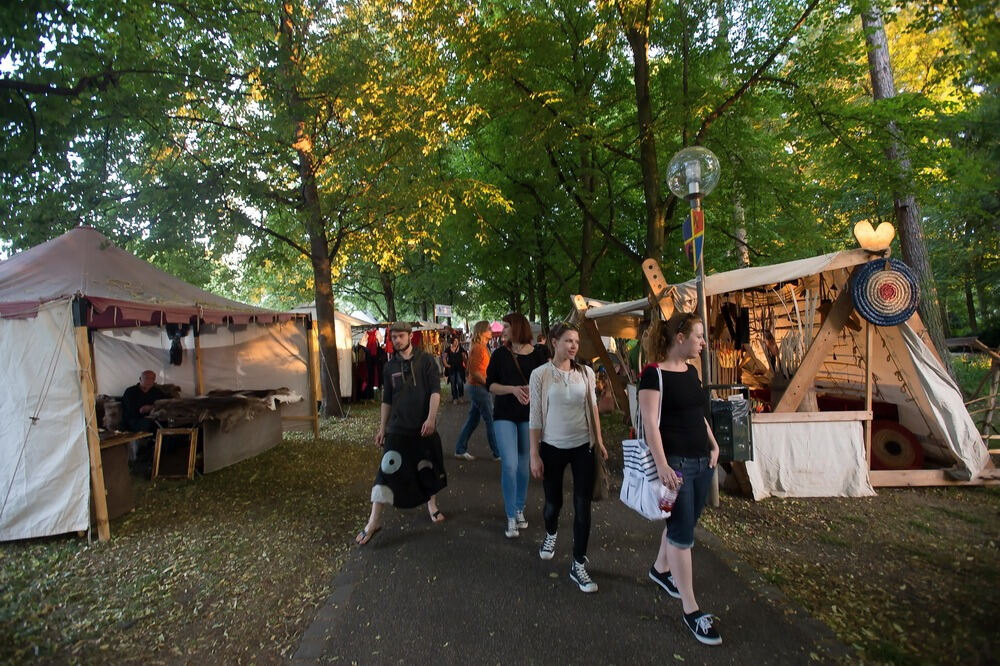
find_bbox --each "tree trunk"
[733,191,749,268]
[579,142,596,294]
[379,270,397,321]
[861,3,954,375]
[965,278,978,334]
[280,2,342,417]
[621,1,665,263]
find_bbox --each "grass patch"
[700,486,1000,664]
[0,403,382,663]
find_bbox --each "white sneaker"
[515,510,528,529]
[505,517,520,538]
[454,452,475,461]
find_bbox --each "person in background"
[529,322,608,593]
[453,321,500,461]
[638,312,723,645]
[356,321,447,546]
[443,336,467,404]
[487,312,547,538]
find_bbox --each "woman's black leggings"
[540,442,595,561]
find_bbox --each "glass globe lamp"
[666,146,721,200]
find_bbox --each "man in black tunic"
[121,370,167,432]
[355,322,447,545]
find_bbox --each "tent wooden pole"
[193,323,205,396]
[864,321,874,472]
[774,287,854,413]
[572,295,628,413]
[306,319,320,440]
[75,326,110,541]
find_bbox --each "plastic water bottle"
[659,471,683,513]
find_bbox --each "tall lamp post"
[666,146,721,386]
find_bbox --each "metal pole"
[691,196,719,507]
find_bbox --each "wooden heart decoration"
[853,221,895,251]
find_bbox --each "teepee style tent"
[0,227,319,542]
[574,249,994,500]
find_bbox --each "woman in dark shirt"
[487,312,547,539]
[637,311,722,646]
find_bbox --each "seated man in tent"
[121,370,167,434]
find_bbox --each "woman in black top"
[443,336,466,403]
[486,312,547,539]
[638,312,722,646]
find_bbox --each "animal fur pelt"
[148,395,271,432]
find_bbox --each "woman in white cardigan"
[528,322,608,593]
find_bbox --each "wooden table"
[96,431,150,520]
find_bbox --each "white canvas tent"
[0,227,317,541]
[290,302,367,400]
[576,249,993,499]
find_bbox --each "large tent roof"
[0,226,295,327]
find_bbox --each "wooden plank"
[572,295,628,413]
[752,410,872,423]
[641,259,675,320]
[100,431,150,449]
[870,469,1000,487]
[76,326,110,542]
[193,325,205,396]
[864,321,873,469]
[306,319,320,440]
[774,287,854,413]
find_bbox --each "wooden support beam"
[752,410,872,424]
[876,324,942,444]
[193,324,205,396]
[641,259,675,320]
[572,295,628,414]
[306,319,320,440]
[864,321,874,470]
[76,326,110,542]
[774,287,854,413]
[870,469,1000,487]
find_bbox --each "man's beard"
[395,340,411,354]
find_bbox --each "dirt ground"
[1,403,997,664]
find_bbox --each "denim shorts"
[665,455,712,549]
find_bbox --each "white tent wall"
[93,320,312,428]
[0,300,91,540]
[289,304,362,400]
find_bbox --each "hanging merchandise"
[850,258,920,326]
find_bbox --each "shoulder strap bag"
[619,368,668,520]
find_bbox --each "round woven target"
[870,420,923,470]
[850,258,919,326]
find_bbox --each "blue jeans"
[494,420,530,519]
[448,369,465,400]
[454,385,499,457]
[665,456,713,549]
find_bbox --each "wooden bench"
[152,427,198,480]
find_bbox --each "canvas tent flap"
[900,323,989,478]
[0,300,90,540]
[743,421,875,499]
[0,227,291,326]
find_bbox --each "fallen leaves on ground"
[0,403,383,663]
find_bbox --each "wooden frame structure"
[571,253,997,496]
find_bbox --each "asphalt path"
[292,399,850,664]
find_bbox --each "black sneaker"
[648,566,681,599]
[683,611,722,646]
[538,532,557,560]
[569,558,598,593]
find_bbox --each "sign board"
[434,304,453,318]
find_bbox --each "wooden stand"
[152,427,198,480]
